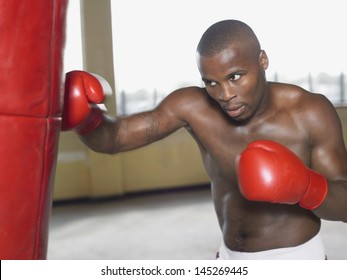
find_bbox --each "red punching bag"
[0,0,68,259]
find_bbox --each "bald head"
[197,20,261,58]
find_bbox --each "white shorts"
[217,233,326,260]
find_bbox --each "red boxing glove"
[236,140,328,210]
[62,70,110,135]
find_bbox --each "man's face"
[197,43,268,122]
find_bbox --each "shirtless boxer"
[62,20,347,259]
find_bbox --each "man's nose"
[219,84,236,102]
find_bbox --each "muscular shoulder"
[163,86,211,106]
[156,86,216,122]
[271,82,334,114]
[272,82,341,144]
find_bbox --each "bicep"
[116,110,183,151]
[310,98,347,180]
[115,91,189,152]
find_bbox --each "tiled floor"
[47,186,347,260]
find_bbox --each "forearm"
[78,110,170,154]
[313,179,347,222]
[78,113,121,154]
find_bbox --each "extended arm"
[61,70,188,154]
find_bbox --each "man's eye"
[229,74,241,81]
[205,80,217,86]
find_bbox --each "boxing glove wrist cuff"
[299,170,328,210]
[75,107,104,135]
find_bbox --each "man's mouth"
[224,104,245,118]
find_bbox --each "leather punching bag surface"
[0,0,67,259]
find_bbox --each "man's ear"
[259,50,269,70]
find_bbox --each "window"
[63,0,83,74]
[109,0,346,114]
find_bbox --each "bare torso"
[80,26,347,253]
[183,82,321,252]
[83,79,327,252]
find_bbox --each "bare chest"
[189,113,311,183]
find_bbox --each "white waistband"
[217,232,326,260]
